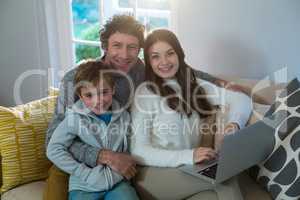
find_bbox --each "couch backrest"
[218,76,286,105]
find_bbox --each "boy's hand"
[97,150,137,180]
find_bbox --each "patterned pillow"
[250,78,300,200]
[0,96,57,193]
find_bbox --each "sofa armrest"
[238,172,272,200]
[215,76,286,105]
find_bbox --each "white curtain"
[42,0,74,86]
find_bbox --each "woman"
[130,29,252,167]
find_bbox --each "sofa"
[0,78,284,200]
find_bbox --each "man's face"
[104,32,140,73]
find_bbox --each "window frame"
[51,0,177,70]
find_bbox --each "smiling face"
[104,32,140,73]
[79,79,114,115]
[148,41,179,79]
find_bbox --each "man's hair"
[100,14,145,49]
[74,59,115,96]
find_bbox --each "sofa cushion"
[134,166,248,200]
[187,175,245,200]
[0,172,271,200]
[186,190,218,200]
[0,96,56,193]
[134,167,215,200]
[1,181,45,200]
[251,78,300,200]
[217,76,287,105]
[238,172,272,200]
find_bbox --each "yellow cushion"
[48,87,59,97]
[0,96,57,193]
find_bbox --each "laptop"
[178,110,288,185]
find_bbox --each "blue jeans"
[68,181,139,200]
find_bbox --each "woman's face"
[148,41,179,79]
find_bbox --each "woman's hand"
[193,147,217,164]
[97,149,137,180]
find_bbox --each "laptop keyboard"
[198,164,218,179]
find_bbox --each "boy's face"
[104,32,140,73]
[79,80,114,115]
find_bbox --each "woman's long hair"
[144,29,215,118]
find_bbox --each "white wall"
[0,0,50,106]
[175,0,300,81]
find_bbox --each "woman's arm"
[193,69,249,95]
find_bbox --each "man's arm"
[193,69,249,95]
[193,69,220,84]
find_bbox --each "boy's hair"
[74,59,115,96]
[100,14,145,50]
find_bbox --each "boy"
[44,15,145,200]
[47,60,139,200]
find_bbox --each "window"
[71,0,101,63]
[70,0,172,64]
